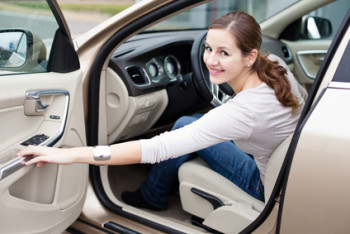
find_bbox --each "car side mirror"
[281,16,332,41]
[0,29,47,71]
[0,29,31,69]
[303,16,332,39]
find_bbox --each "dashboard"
[109,31,199,97]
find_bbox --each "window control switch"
[21,134,49,146]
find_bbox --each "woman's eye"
[221,51,228,56]
[205,46,212,52]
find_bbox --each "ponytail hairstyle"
[209,11,299,113]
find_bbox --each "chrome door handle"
[25,90,51,112]
[25,90,69,113]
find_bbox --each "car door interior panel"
[0,71,89,233]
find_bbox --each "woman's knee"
[172,115,200,130]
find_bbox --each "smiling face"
[203,28,252,92]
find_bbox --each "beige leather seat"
[178,135,292,233]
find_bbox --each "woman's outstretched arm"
[16,140,142,168]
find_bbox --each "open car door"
[0,0,88,233]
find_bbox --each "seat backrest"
[264,134,292,201]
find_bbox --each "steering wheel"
[191,31,234,107]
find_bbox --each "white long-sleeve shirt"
[140,55,307,181]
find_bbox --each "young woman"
[17,12,307,211]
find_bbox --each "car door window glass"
[0,0,59,75]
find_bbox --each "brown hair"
[209,11,299,113]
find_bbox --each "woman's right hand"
[16,146,79,168]
[16,140,143,168]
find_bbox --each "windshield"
[146,0,299,32]
[56,0,300,37]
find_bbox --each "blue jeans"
[140,114,264,210]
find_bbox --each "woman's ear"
[248,49,258,65]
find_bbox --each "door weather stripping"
[0,90,69,181]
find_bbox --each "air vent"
[126,66,150,86]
